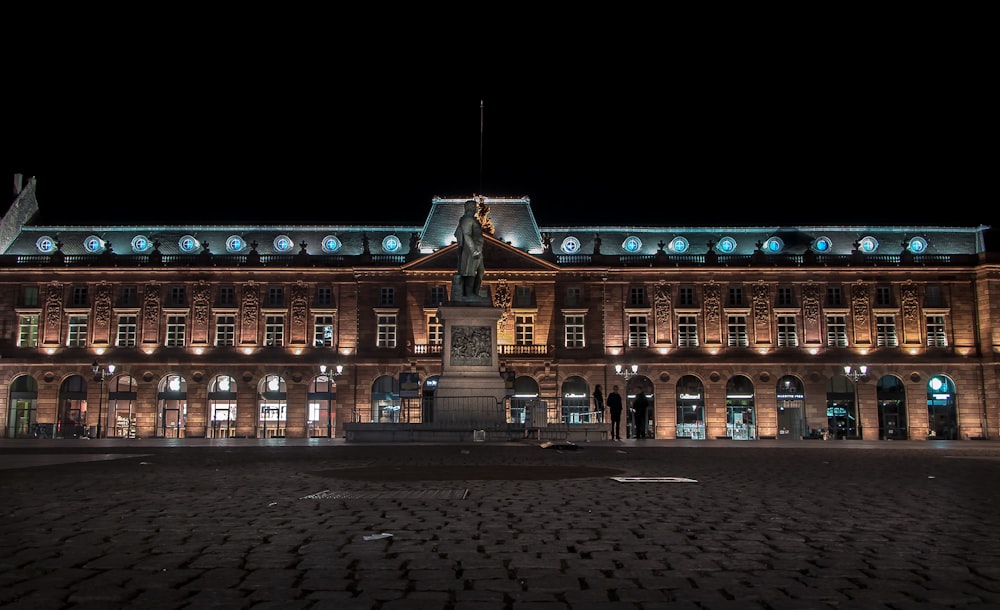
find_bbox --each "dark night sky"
[5,20,993,232]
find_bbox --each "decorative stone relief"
[852,282,870,323]
[242,282,259,329]
[193,281,210,325]
[493,279,511,332]
[143,282,160,326]
[654,281,671,327]
[45,283,63,327]
[450,325,492,366]
[901,282,919,322]
[753,283,770,323]
[802,284,820,323]
[291,282,308,328]
[703,282,720,324]
[94,283,112,327]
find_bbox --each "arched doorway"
[58,375,88,438]
[927,374,958,439]
[108,375,139,438]
[776,375,806,439]
[308,372,336,437]
[7,375,39,438]
[877,375,907,440]
[676,375,706,440]
[257,374,287,437]
[560,375,589,423]
[157,374,188,438]
[628,375,654,438]
[826,374,859,439]
[725,375,756,440]
[511,375,540,426]
[208,374,238,438]
[371,375,400,422]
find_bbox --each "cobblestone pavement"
[1,438,999,609]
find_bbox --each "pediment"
[403,234,559,273]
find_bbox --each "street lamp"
[843,365,868,439]
[319,364,344,437]
[91,361,116,439]
[615,364,638,380]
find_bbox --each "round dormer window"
[716,236,737,253]
[668,236,690,253]
[763,236,784,254]
[178,235,199,253]
[83,235,105,253]
[273,235,294,253]
[622,236,642,253]
[382,235,401,253]
[858,236,879,254]
[812,236,832,253]
[36,236,57,253]
[321,235,342,253]
[907,236,928,254]
[226,235,247,253]
[560,236,581,254]
[131,235,152,253]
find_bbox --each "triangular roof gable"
[403,233,560,272]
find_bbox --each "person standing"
[592,384,604,423]
[607,385,623,440]
[632,390,649,439]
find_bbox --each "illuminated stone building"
[2,175,998,441]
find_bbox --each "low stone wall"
[344,423,609,443]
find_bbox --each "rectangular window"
[169,286,186,307]
[23,286,39,307]
[679,287,695,307]
[515,314,534,345]
[926,315,948,347]
[116,315,137,347]
[216,315,236,346]
[629,287,646,306]
[876,286,893,307]
[120,286,137,307]
[72,286,88,307]
[565,287,582,307]
[728,287,743,307]
[67,315,88,347]
[876,315,898,347]
[564,314,585,348]
[827,287,842,307]
[777,287,794,307]
[628,314,649,347]
[777,315,798,347]
[218,287,235,307]
[377,313,397,348]
[380,287,395,307]
[314,315,334,347]
[316,287,333,307]
[166,315,186,347]
[427,313,443,345]
[265,315,285,346]
[268,287,284,307]
[515,286,534,307]
[826,315,848,347]
[678,315,699,347]
[18,314,39,347]
[429,285,447,307]
[727,315,748,347]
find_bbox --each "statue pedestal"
[433,304,506,425]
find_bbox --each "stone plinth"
[433,304,507,423]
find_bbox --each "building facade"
[2,175,998,442]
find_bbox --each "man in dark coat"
[607,385,623,440]
[632,390,649,439]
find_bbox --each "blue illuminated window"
[178,235,199,253]
[907,236,928,254]
[83,235,105,253]
[717,237,737,253]
[812,236,832,253]
[858,236,879,254]
[321,235,342,253]
[622,236,642,253]
[763,237,784,254]
[36,236,56,253]
[273,235,293,253]
[560,236,581,254]
[226,235,247,253]
[668,236,689,253]
[382,235,401,252]
[131,235,152,253]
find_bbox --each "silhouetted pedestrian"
[592,384,604,423]
[633,391,649,439]
[607,385,623,440]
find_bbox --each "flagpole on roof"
[479,99,484,195]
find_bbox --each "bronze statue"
[455,199,486,298]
